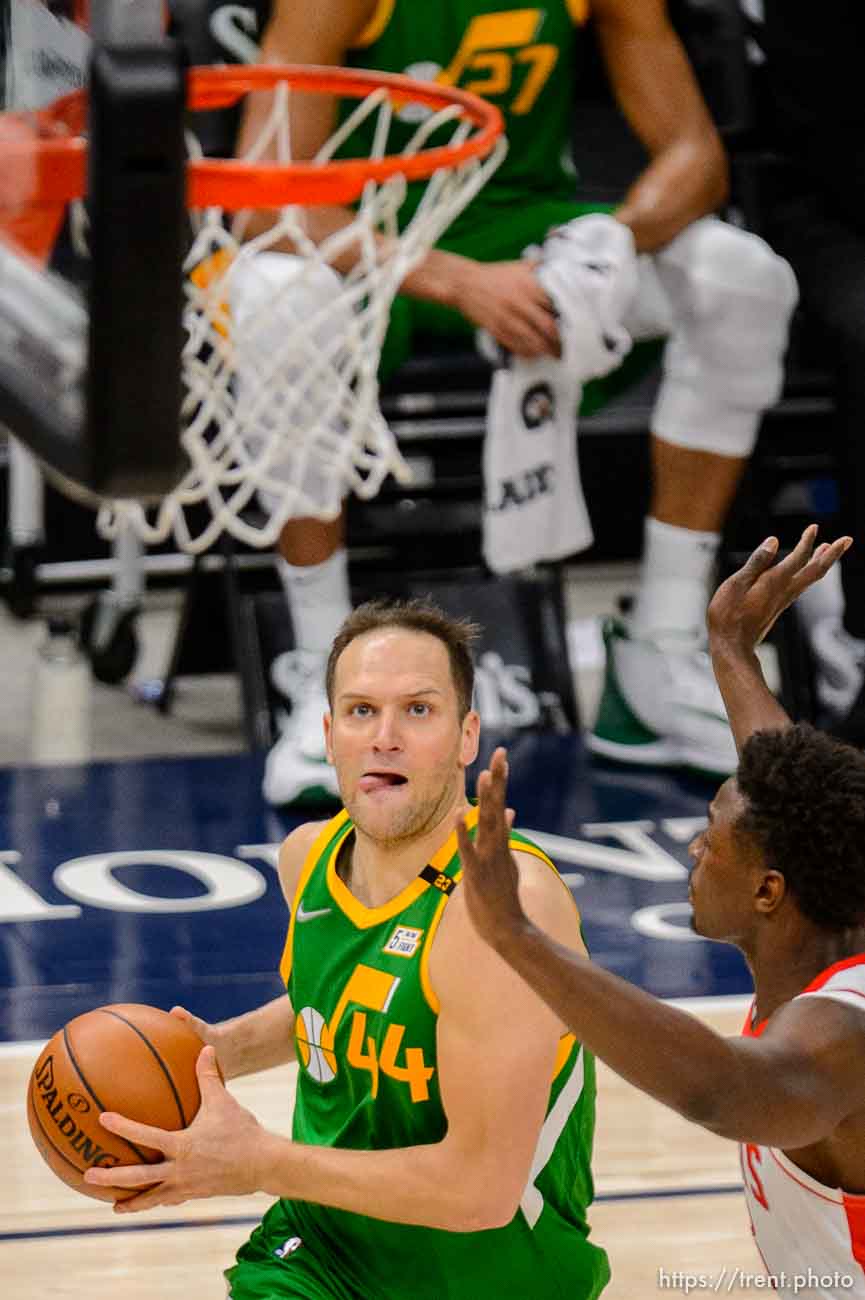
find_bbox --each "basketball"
[26,1003,204,1202]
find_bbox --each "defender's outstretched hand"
[708,525,851,655]
[707,525,853,750]
[456,748,524,951]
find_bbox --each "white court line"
[666,994,751,1014]
[0,1039,43,1060]
[0,994,754,1060]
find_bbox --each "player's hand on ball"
[170,1005,225,1065]
[456,747,526,951]
[707,525,852,654]
[85,1046,266,1212]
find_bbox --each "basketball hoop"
[0,64,505,553]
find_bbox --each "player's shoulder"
[590,0,669,23]
[276,817,338,904]
[510,842,563,891]
[509,837,577,920]
[761,966,865,1053]
[266,0,377,48]
[510,844,585,948]
[810,962,865,1001]
[780,960,865,1024]
[446,840,582,955]
[430,841,583,1028]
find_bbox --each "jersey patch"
[383,925,424,959]
[419,864,456,894]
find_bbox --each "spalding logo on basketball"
[294,1006,337,1084]
[26,1003,204,1202]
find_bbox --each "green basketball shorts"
[379,194,663,415]
[225,1202,360,1300]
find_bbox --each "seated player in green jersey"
[85,600,610,1300]
[242,0,798,808]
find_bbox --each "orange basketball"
[27,1003,204,1202]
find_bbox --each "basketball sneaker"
[587,617,738,777]
[809,617,865,718]
[263,650,340,806]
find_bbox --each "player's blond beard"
[341,740,465,849]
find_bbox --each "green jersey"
[262,806,609,1300]
[341,0,589,230]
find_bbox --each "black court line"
[0,1184,745,1244]
[599,1183,743,1202]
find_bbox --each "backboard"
[0,0,185,498]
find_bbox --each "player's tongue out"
[359,771,408,794]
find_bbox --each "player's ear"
[460,709,481,767]
[324,711,334,764]
[755,869,786,916]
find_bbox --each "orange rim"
[0,64,504,210]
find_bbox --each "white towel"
[482,214,638,574]
[482,358,590,573]
[539,214,638,379]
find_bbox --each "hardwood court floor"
[3,1003,764,1299]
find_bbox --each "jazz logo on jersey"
[295,963,434,1102]
[383,925,424,959]
[295,1006,338,1083]
[401,8,570,121]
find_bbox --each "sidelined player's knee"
[657,220,797,322]
[650,220,798,456]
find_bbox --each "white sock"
[631,517,719,640]
[277,548,351,657]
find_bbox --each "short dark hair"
[736,724,865,930]
[325,598,480,720]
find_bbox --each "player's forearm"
[213,996,296,1079]
[615,135,728,252]
[708,639,791,755]
[252,1131,512,1231]
[233,208,470,296]
[399,248,474,308]
[493,921,750,1128]
[236,203,375,273]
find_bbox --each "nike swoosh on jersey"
[295,901,333,922]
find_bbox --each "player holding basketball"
[458,526,865,1300]
[245,0,798,805]
[86,600,611,1298]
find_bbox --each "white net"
[94,79,506,554]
